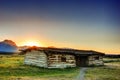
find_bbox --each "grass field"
[85,58,120,80]
[1,55,120,80]
[0,55,79,80]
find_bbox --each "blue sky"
[0,0,120,53]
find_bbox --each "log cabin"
[23,47,105,68]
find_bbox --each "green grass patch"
[0,55,79,80]
[85,58,120,80]
[103,58,120,63]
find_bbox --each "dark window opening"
[70,57,73,60]
[61,57,66,62]
[94,56,99,60]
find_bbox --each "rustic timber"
[23,47,105,68]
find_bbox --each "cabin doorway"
[76,56,88,67]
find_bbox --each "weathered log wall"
[47,53,76,68]
[88,55,104,66]
[24,50,47,67]
[24,50,104,68]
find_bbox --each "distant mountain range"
[0,40,18,53]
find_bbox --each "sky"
[0,0,120,54]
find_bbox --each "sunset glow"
[22,41,43,47]
[0,0,119,54]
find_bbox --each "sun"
[23,41,42,47]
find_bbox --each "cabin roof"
[22,46,105,56]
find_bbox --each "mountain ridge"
[0,40,18,53]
